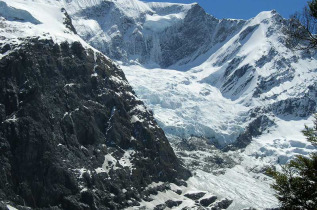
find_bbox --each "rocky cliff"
[0,38,189,209]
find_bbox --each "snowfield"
[121,64,249,146]
[118,6,317,209]
[121,62,316,209]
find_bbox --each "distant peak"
[252,10,283,23]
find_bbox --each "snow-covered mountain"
[0,0,316,209]
[66,0,245,68]
[63,0,316,146]
[64,0,317,208]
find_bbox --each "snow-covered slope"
[121,10,317,148]
[119,6,317,209]
[51,0,316,147]
[65,0,245,67]
[0,0,80,44]
[62,1,316,208]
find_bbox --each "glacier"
[65,0,317,208]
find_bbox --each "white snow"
[144,12,185,32]
[73,168,90,179]
[95,154,118,174]
[130,115,144,123]
[64,83,76,88]
[118,149,135,172]
[144,181,164,190]
[96,150,135,174]
[4,115,18,123]
[91,72,98,77]
[121,64,249,146]
[109,75,129,86]
[121,9,317,146]
[0,0,106,63]
[119,7,317,209]
[187,168,277,209]
[130,104,147,113]
[1,0,74,42]
[62,112,69,119]
[80,187,88,192]
[102,154,118,170]
[94,167,106,174]
[6,205,18,210]
[190,117,316,209]
[135,117,316,209]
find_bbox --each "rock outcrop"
[0,39,190,209]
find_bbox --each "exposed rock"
[174,189,182,195]
[154,204,166,210]
[0,43,10,54]
[224,115,275,151]
[0,38,190,209]
[0,202,6,210]
[61,8,77,34]
[184,192,206,200]
[211,198,233,209]
[165,200,182,208]
[200,196,217,207]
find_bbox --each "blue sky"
[142,0,308,19]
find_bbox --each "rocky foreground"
[0,39,190,209]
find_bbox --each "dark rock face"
[154,204,166,210]
[225,115,275,151]
[211,198,233,209]
[0,39,190,209]
[159,4,218,68]
[270,93,317,118]
[153,4,245,68]
[61,8,77,34]
[164,200,182,208]
[159,4,245,68]
[221,64,255,99]
[200,196,217,207]
[184,192,206,200]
